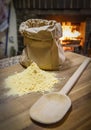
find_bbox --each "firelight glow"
[60,23,81,40]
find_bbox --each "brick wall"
[13,0,91,9]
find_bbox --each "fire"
[60,22,81,41]
[59,22,81,51]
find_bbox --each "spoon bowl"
[30,92,71,124]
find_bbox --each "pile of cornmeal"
[5,62,59,96]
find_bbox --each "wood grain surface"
[0,52,91,130]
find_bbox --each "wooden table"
[0,52,91,130]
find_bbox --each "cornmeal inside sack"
[5,62,59,96]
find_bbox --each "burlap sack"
[19,19,65,70]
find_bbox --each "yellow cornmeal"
[5,62,59,96]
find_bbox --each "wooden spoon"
[29,58,91,124]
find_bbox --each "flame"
[59,22,81,51]
[60,22,81,40]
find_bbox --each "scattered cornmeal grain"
[5,62,59,96]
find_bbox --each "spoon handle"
[60,58,91,95]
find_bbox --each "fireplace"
[43,15,86,52]
[13,0,91,55]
